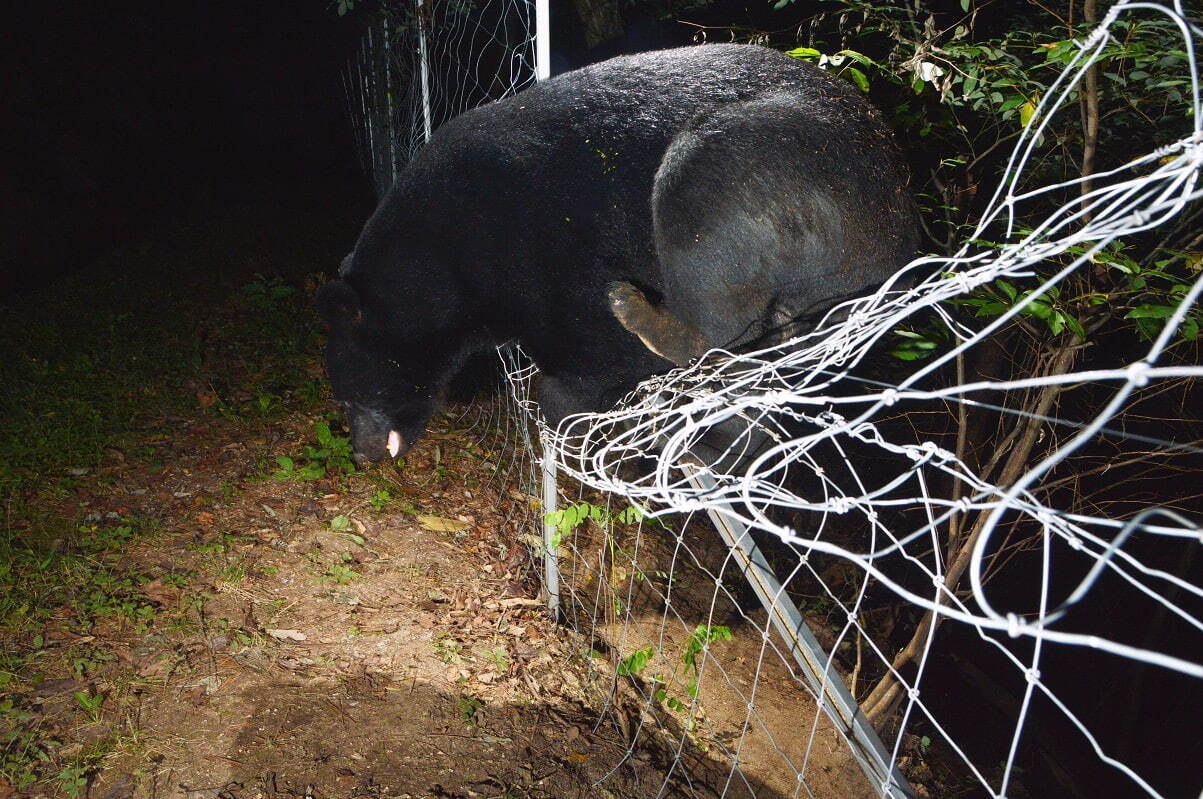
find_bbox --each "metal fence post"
[541,437,560,619]
[684,468,916,799]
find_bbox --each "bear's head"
[315,279,443,464]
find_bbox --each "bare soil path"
[1,200,873,799]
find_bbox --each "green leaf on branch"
[617,646,655,677]
[1125,304,1176,319]
[845,66,870,93]
[785,46,821,60]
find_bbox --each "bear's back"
[429,44,873,164]
[366,44,885,278]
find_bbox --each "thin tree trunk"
[863,344,1078,724]
[1080,0,1100,210]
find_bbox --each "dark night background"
[2,0,371,296]
[0,0,701,296]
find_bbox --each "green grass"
[0,205,337,639]
[0,202,344,508]
[0,198,357,794]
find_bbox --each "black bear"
[317,44,918,463]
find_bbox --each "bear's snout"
[346,406,403,463]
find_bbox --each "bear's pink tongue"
[387,431,402,458]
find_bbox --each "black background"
[3,0,368,294]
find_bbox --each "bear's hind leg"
[607,281,708,367]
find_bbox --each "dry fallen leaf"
[98,773,136,799]
[416,515,469,533]
[140,578,179,606]
[33,678,81,698]
[137,656,176,679]
[267,629,308,642]
[181,685,209,707]
[494,597,541,609]
[195,388,218,408]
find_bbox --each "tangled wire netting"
[499,3,1202,796]
[345,0,538,196]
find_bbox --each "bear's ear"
[315,280,362,331]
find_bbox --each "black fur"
[316,44,918,462]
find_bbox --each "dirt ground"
[0,197,881,798]
[2,384,881,799]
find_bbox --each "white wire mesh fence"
[508,2,1203,797]
[343,0,539,197]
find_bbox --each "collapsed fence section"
[519,2,1203,797]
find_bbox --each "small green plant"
[73,690,104,721]
[70,648,112,680]
[654,684,689,713]
[240,276,296,310]
[433,634,464,664]
[682,624,733,699]
[250,391,280,416]
[647,626,734,718]
[368,489,391,511]
[0,698,48,791]
[481,647,510,674]
[56,763,90,798]
[323,563,359,585]
[159,571,189,589]
[328,515,368,548]
[271,455,312,480]
[616,646,655,677]
[542,502,648,551]
[216,559,248,585]
[272,421,355,481]
[456,694,484,726]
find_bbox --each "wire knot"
[1126,361,1151,387]
[1006,613,1024,638]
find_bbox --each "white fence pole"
[541,438,560,619]
[534,0,550,81]
[415,0,433,143]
